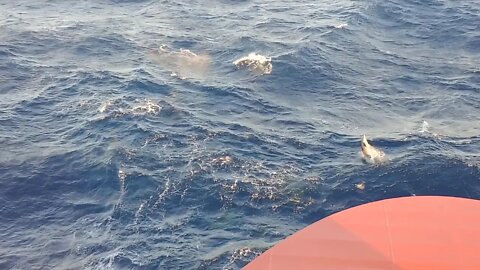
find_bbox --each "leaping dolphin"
[361,135,386,164]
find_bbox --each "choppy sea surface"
[1,0,479,269]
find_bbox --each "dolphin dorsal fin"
[362,135,369,147]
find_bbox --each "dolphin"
[361,135,386,164]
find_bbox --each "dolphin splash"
[150,45,211,79]
[233,53,272,75]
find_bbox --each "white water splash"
[131,99,162,115]
[97,99,163,118]
[420,120,430,133]
[150,45,211,79]
[233,53,273,75]
[98,100,112,113]
[117,169,127,201]
[334,23,348,29]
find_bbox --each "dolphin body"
[361,135,386,164]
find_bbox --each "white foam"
[97,98,164,118]
[178,48,198,57]
[131,99,162,115]
[170,72,187,80]
[233,53,273,75]
[118,169,127,195]
[420,120,429,133]
[361,152,387,165]
[98,101,112,113]
[151,45,211,79]
[334,23,348,29]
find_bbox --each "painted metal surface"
[244,196,480,270]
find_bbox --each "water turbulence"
[233,53,273,75]
[149,45,212,80]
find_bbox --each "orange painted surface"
[244,196,480,270]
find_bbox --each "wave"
[2,0,480,269]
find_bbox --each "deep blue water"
[1,0,479,269]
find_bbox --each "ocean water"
[1,0,479,269]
